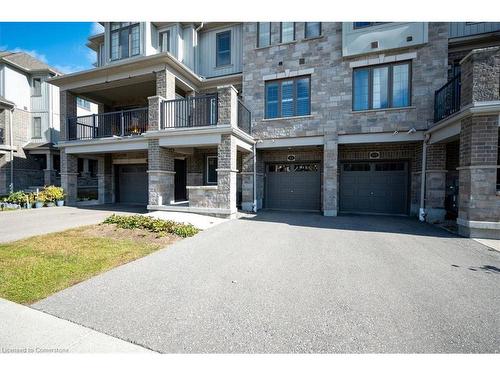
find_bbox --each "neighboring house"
[50,22,500,239]
[0,51,61,194]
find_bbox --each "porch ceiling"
[74,74,156,108]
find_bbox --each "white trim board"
[338,131,424,144]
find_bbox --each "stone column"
[217,85,238,127]
[60,91,77,142]
[424,143,447,222]
[155,69,176,99]
[98,154,113,204]
[60,149,78,205]
[240,150,255,212]
[457,115,500,238]
[323,132,338,216]
[43,152,56,186]
[148,139,175,206]
[216,134,238,216]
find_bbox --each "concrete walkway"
[0,205,145,243]
[0,298,152,353]
[34,212,500,353]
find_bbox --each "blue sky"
[0,22,104,73]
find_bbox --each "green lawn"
[0,225,177,304]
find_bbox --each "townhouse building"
[50,22,500,239]
[0,51,62,194]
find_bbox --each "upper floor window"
[305,22,321,38]
[257,22,271,48]
[280,22,295,43]
[77,97,91,110]
[32,78,42,96]
[110,22,140,61]
[265,76,311,119]
[216,30,231,67]
[353,22,387,29]
[159,30,171,53]
[353,61,411,111]
[32,117,41,139]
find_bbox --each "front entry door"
[174,159,187,202]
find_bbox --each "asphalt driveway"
[0,204,146,243]
[33,212,500,353]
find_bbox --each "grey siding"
[449,22,500,38]
[197,24,243,78]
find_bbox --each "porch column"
[217,85,238,127]
[155,69,176,99]
[60,149,78,205]
[217,134,238,216]
[147,139,175,206]
[98,154,113,204]
[323,132,338,216]
[241,151,254,212]
[60,90,77,142]
[43,152,56,186]
[457,115,500,238]
[424,143,447,222]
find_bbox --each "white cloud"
[53,64,87,74]
[91,22,104,35]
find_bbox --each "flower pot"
[35,202,44,209]
[25,202,32,209]
[56,200,64,207]
[46,202,55,207]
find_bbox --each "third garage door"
[265,162,321,211]
[340,161,409,215]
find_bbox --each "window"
[265,76,311,119]
[216,30,231,67]
[159,30,171,52]
[257,22,271,48]
[353,22,387,29]
[98,43,105,66]
[110,22,140,61]
[32,117,41,139]
[32,78,42,96]
[305,22,321,38]
[89,159,98,178]
[206,156,218,185]
[77,97,91,110]
[353,62,411,111]
[280,22,295,43]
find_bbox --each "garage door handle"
[370,192,374,195]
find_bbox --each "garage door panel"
[266,163,320,211]
[340,161,408,215]
[117,164,148,205]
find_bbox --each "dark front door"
[174,159,187,202]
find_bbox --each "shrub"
[41,186,65,202]
[103,214,199,238]
[5,191,28,205]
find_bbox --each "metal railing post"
[120,110,124,136]
[92,114,96,139]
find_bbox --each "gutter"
[8,108,14,193]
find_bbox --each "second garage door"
[116,164,148,205]
[340,161,409,215]
[265,162,321,211]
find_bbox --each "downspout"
[252,142,257,212]
[419,133,431,222]
[8,108,14,193]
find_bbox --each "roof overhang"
[48,52,242,93]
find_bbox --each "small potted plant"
[25,192,34,209]
[35,191,45,208]
[42,185,65,207]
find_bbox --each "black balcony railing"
[0,127,4,144]
[66,107,148,141]
[161,95,218,129]
[237,100,252,134]
[434,73,461,123]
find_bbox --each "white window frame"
[32,78,42,97]
[206,156,218,185]
[159,30,171,53]
[32,117,42,139]
[110,22,141,61]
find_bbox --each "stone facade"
[147,139,175,206]
[242,22,448,216]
